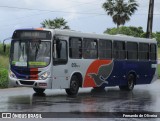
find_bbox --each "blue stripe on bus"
[101,60,157,87]
[11,66,30,80]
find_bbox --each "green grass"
[0,55,9,69]
[0,68,8,88]
[0,55,9,88]
[158,48,160,59]
[158,64,160,78]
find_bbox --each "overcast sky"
[0,0,160,42]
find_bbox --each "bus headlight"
[9,70,17,78]
[39,71,50,80]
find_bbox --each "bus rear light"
[39,83,47,87]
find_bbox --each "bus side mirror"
[3,44,6,53]
[3,37,11,53]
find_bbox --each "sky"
[0,0,160,42]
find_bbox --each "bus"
[8,28,157,95]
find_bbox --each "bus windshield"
[10,40,51,68]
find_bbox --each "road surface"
[1,80,160,121]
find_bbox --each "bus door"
[52,37,69,89]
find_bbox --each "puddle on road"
[0,87,157,113]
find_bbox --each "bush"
[0,68,8,88]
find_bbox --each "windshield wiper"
[33,40,41,61]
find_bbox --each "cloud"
[0,0,159,41]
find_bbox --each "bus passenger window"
[99,39,112,59]
[150,44,156,60]
[83,38,98,59]
[127,42,138,60]
[113,41,126,59]
[54,40,67,64]
[69,38,82,59]
[139,43,149,60]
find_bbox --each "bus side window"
[127,42,138,60]
[150,44,157,61]
[99,39,112,59]
[139,43,149,61]
[54,40,68,65]
[83,38,98,59]
[69,37,82,59]
[113,41,126,59]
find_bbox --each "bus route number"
[71,63,80,68]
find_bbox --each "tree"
[155,32,160,47]
[104,26,144,37]
[104,26,160,47]
[102,0,139,29]
[41,18,70,29]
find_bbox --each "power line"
[0,0,99,12]
[0,5,105,15]
[0,5,160,16]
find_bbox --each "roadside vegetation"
[0,43,10,88]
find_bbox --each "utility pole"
[146,0,154,38]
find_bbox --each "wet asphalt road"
[1,80,160,121]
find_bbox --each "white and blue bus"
[8,28,157,95]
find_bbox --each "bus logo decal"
[83,60,113,87]
[88,61,113,86]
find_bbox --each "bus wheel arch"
[119,72,136,91]
[128,71,137,85]
[71,72,83,87]
[126,73,135,91]
[65,73,82,96]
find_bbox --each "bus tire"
[119,74,135,91]
[65,75,79,96]
[33,88,45,94]
[119,85,127,90]
[126,74,135,91]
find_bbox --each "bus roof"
[53,29,157,44]
[14,28,157,44]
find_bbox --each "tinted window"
[139,43,149,60]
[83,38,97,59]
[99,39,112,59]
[113,41,126,59]
[150,44,156,60]
[54,40,67,65]
[127,42,138,60]
[69,38,82,59]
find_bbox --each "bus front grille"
[20,81,34,85]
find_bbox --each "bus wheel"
[33,88,45,94]
[65,75,79,96]
[126,74,135,91]
[119,85,127,90]
[119,74,135,91]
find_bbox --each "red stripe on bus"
[30,68,38,80]
[83,60,112,87]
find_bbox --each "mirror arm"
[3,37,11,45]
[2,37,11,52]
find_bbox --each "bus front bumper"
[9,76,52,89]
